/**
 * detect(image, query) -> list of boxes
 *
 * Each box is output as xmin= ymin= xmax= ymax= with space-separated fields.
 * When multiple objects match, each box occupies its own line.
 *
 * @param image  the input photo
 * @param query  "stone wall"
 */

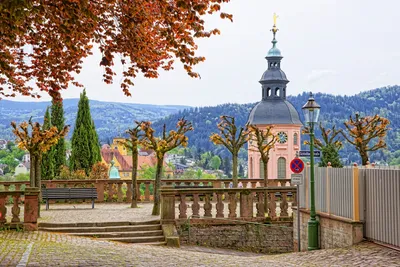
xmin=293 ymin=208 xmax=363 ymax=251
xmin=177 ymin=221 xmax=293 ymax=254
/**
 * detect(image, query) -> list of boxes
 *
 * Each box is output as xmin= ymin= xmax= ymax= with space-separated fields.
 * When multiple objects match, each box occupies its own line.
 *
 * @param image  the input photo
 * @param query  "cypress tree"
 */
xmin=41 ymin=107 xmax=55 ymax=180
xmin=70 ymin=89 xmax=101 ymax=175
xmin=51 ymin=99 xmax=66 ymax=176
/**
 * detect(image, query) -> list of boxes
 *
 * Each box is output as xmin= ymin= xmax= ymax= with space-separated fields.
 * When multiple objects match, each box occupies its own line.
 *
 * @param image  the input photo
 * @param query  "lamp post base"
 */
xmin=307 ymin=219 xmax=319 ymax=250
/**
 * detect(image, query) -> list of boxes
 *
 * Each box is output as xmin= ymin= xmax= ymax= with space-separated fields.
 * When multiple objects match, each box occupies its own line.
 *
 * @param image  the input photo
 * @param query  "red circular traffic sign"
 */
xmin=290 ymin=158 xmax=304 ymax=174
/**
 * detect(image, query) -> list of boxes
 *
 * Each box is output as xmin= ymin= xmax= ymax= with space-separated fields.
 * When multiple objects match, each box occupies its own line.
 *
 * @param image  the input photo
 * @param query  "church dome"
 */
xmin=267 ymin=46 xmax=281 ymax=57
xmin=260 ymin=69 xmax=288 ymax=82
xmin=248 ymin=99 xmax=302 ymax=125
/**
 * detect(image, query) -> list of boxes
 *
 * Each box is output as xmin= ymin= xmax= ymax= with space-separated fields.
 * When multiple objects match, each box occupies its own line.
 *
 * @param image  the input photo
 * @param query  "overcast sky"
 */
xmin=14 ymin=0 xmax=400 ymax=106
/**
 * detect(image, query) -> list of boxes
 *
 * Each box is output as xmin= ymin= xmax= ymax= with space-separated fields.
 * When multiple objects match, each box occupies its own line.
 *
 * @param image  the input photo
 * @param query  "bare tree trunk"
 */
xmin=131 ymin=146 xmax=138 ymax=208
xmin=30 ymin=155 xmax=36 ymax=187
xmin=232 ymin=154 xmax=238 ymax=188
xmin=263 ymin=161 xmax=269 ymax=213
xmin=360 ymin=148 xmax=369 ymax=166
xmin=152 ymin=157 xmax=164 ymax=216
xmin=34 ymin=155 xmax=42 ymax=217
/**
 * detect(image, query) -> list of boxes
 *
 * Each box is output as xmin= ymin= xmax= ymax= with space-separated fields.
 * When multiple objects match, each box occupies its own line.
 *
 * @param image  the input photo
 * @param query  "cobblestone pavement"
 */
xmin=0 ymin=231 xmax=399 ymax=266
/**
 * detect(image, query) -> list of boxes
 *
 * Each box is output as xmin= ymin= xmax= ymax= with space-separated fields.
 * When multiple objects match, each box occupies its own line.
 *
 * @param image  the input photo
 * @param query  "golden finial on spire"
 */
xmin=273 ymin=13 xmax=279 ymax=26
xmin=272 ymin=13 xmax=279 ymax=34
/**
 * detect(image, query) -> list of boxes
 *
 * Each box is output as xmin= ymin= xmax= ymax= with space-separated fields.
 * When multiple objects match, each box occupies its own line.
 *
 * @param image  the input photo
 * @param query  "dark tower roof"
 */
xmin=247 ymin=18 xmax=302 ymax=126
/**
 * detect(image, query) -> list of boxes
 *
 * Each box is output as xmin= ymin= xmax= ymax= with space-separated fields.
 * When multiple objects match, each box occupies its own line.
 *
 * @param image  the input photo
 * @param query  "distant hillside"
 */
xmin=152 ymin=86 xmax=400 ymax=165
xmin=0 ymin=99 xmax=190 ymax=141
xmin=1 ymin=86 xmax=398 ymax=165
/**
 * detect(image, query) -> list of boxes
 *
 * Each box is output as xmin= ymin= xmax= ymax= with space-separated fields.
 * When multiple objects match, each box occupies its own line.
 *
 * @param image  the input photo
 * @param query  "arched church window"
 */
xmin=259 ymin=158 xmax=264 ymax=179
xmin=250 ymin=157 xmax=253 ymax=178
xmin=283 ymin=87 xmax=286 ymax=97
xmin=275 ymin=88 xmax=280 ymax=97
xmin=294 ymin=133 xmax=298 ymax=146
xmin=270 ymin=62 xmax=273 ymax=67
xmin=277 ymin=157 xmax=286 ymax=178
xmin=267 ymin=88 xmax=271 ymax=97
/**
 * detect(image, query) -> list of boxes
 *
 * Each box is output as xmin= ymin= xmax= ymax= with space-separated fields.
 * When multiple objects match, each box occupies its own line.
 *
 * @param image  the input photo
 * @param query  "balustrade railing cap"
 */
xmin=25 ymin=187 xmax=40 ymax=195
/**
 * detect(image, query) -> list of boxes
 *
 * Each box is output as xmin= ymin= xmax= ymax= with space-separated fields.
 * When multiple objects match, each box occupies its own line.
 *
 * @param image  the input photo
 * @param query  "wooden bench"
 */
xmin=42 ymin=188 xmax=98 ymax=210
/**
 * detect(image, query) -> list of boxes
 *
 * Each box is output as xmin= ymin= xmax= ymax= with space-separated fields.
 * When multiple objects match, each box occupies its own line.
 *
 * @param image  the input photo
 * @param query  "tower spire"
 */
xmin=271 ymin=13 xmax=279 ymax=48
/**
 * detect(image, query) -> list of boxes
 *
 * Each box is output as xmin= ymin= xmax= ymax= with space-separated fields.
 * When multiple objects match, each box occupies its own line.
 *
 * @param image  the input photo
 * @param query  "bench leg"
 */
xmin=46 ymin=199 xmax=49 ymax=210
xmin=92 ymin=199 xmax=94 ymax=209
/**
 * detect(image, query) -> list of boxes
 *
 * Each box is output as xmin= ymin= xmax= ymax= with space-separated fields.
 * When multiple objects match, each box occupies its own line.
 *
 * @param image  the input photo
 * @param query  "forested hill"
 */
xmin=153 ymin=86 xmax=400 ymax=165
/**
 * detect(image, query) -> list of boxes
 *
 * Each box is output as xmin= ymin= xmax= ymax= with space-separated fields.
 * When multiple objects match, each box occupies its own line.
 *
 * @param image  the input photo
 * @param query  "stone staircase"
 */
xmin=38 ymin=220 xmax=166 ymax=245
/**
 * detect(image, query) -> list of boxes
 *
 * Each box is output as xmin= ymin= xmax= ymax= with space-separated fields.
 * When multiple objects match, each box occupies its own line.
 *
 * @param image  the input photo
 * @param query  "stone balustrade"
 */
xmin=0 ymin=187 xmax=40 ymax=231
xmin=0 ymin=178 xmax=293 ymax=204
xmin=161 ymin=186 xmax=297 ymax=224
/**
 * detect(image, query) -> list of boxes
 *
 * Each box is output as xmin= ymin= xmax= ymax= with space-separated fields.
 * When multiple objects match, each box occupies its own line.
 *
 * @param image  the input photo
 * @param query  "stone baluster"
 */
xmin=15 ymin=184 xmax=21 ymax=191
xmin=4 ymin=184 xmax=9 ymax=191
xmin=216 ymin=192 xmax=224 ymax=218
xmin=268 ymin=192 xmax=277 ymax=219
xmin=0 ymin=194 xmax=7 ymax=226
xmin=11 ymin=194 xmax=21 ymax=223
xmin=204 ymin=194 xmax=212 ymax=217
xmin=95 ymin=180 xmax=105 ymax=202
xmin=228 ymin=192 xmax=237 ymax=218
xmin=280 ymin=192 xmax=289 ymax=217
xmin=107 ymin=183 xmax=114 ymax=202
xmin=178 ymin=194 xmax=187 ymax=219
xmin=126 ymin=182 xmax=132 ymax=203
xmin=256 ymin=192 xmax=265 ymax=218
xmin=240 ymin=191 xmax=253 ymax=218
xmin=117 ymin=183 xmax=123 ymax=202
xmin=145 ymin=182 xmax=151 ymax=201
xmin=192 ymin=194 xmax=200 ymax=218
xmin=193 ymin=182 xmax=199 ymax=187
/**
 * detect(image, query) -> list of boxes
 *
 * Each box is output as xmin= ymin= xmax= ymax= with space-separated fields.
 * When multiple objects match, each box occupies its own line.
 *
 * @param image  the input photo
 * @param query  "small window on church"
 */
xmin=277 ymin=157 xmax=286 ymax=178
xmin=267 ymin=88 xmax=271 ymax=97
xmin=275 ymin=88 xmax=280 ymax=97
xmin=270 ymin=62 xmax=273 ymax=67
xmin=294 ymin=133 xmax=298 ymax=146
xmin=283 ymin=87 xmax=286 ymax=97
xmin=274 ymin=63 xmax=278 ymax=67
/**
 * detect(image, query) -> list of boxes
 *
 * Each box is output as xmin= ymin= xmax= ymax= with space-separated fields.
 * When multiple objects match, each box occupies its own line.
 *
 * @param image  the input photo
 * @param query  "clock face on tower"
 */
xmin=277 ymin=131 xmax=288 ymax=144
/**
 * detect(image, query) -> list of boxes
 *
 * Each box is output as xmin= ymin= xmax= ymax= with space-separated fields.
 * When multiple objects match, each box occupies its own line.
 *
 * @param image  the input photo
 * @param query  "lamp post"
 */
xmin=302 ymin=92 xmax=321 ymax=251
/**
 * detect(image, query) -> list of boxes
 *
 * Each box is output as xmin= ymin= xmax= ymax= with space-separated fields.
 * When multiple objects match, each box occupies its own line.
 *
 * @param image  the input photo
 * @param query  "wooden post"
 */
xmin=352 ymin=165 xmax=360 ymax=221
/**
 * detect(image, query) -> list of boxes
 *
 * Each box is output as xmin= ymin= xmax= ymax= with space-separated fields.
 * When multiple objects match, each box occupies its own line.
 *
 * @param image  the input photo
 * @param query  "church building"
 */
xmin=247 ymin=19 xmax=302 ymax=180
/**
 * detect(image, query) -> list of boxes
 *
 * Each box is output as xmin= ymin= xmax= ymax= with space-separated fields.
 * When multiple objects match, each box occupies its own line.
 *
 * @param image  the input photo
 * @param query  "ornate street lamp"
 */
xmin=302 ymin=92 xmax=321 ymax=250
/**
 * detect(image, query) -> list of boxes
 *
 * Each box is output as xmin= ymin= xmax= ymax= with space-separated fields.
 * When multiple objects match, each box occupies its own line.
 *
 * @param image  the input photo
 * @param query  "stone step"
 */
xmin=69 ymin=230 xmax=164 ymax=238
xmin=139 ymin=242 xmax=167 ymax=246
xmin=38 ymin=220 xmax=160 ymax=228
xmin=39 ymin=224 xmax=162 ymax=233
xmin=104 ymin=235 xmax=165 ymax=243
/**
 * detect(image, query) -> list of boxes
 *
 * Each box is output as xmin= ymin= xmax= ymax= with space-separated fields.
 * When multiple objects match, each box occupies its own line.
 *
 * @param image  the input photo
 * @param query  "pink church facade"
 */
xmin=248 ymin=125 xmax=301 ymax=179
xmin=247 ymin=23 xmax=303 ymax=180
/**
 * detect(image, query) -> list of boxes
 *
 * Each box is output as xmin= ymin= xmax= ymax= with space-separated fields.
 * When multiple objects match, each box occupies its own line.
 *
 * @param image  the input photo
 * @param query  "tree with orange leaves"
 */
xmin=140 ymin=118 xmax=193 ymax=215
xmin=210 ymin=116 xmax=249 ymax=187
xmin=340 ymin=113 xmax=390 ymax=165
xmin=11 ymin=119 xmax=69 ymax=216
xmin=118 ymin=123 xmax=143 ymax=208
xmin=0 ymin=1 xmax=232 ymax=100
xmin=248 ymin=125 xmax=277 ymax=212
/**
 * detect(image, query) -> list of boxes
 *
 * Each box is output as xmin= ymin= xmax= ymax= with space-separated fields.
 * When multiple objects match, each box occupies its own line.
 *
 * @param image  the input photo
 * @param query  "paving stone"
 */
xmin=0 ymin=231 xmax=399 ymax=266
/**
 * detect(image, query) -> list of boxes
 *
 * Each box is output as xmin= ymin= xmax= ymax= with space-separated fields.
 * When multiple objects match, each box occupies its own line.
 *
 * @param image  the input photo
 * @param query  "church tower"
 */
xmin=247 ymin=16 xmax=302 ymax=180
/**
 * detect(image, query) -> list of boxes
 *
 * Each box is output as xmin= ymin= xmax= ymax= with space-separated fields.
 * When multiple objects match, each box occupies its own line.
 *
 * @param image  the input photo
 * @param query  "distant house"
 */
xmin=0 ymin=168 xmax=3 ymax=176
xmin=0 ymin=139 xmax=7 ymax=150
xmin=22 ymin=153 xmax=30 ymax=163
xmin=15 ymin=162 xmax=30 ymax=175
xmin=100 ymin=138 xmax=173 ymax=179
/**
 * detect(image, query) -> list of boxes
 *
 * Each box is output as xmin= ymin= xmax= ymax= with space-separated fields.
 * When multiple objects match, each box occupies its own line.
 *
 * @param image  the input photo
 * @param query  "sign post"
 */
xmin=290 ymin=157 xmax=304 ymax=252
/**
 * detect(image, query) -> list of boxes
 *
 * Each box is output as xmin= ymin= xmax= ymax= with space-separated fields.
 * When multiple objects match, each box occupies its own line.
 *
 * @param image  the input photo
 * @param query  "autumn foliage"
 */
xmin=341 ymin=113 xmax=390 ymax=165
xmin=210 ymin=116 xmax=249 ymax=187
xmin=140 ymin=118 xmax=193 ymax=215
xmin=0 ymin=0 xmax=232 ymax=100
xmin=89 ymin=162 xmax=109 ymax=180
